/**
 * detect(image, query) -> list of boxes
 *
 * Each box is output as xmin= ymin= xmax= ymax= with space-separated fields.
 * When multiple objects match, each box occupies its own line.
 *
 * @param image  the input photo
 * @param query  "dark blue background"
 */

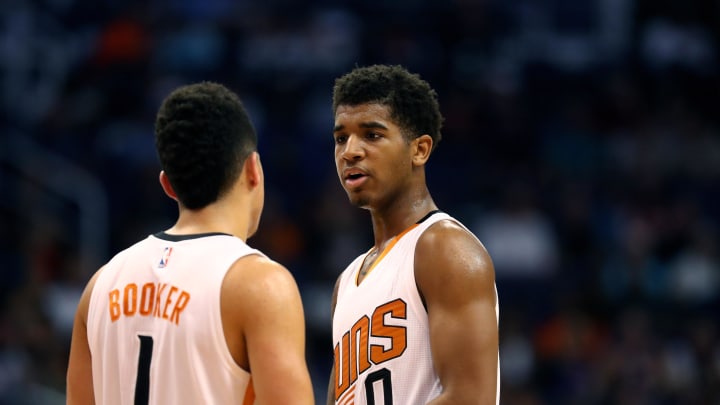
xmin=1 ymin=0 xmax=719 ymax=403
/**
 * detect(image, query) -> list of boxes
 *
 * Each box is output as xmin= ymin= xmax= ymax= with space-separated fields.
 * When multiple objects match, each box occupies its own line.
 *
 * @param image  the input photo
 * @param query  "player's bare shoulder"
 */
xmin=415 ymin=219 xmax=495 ymax=295
xmin=223 ymin=254 xmax=301 ymax=306
xmin=220 ymin=254 xmax=305 ymax=370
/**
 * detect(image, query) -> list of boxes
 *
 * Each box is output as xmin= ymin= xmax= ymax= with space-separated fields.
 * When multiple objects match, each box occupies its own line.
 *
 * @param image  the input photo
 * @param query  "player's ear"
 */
xmin=412 ymin=134 xmax=433 ymax=166
xmin=244 ymin=151 xmax=263 ymax=188
xmin=159 ymin=171 xmax=178 ymax=201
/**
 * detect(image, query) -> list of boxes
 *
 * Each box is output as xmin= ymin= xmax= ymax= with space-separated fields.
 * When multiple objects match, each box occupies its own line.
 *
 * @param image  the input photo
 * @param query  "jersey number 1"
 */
xmin=135 ymin=335 xmax=153 ymax=405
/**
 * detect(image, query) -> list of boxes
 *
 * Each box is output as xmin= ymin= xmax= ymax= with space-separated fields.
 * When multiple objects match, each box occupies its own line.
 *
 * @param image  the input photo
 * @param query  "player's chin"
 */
xmin=346 ymin=191 xmax=370 ymax=208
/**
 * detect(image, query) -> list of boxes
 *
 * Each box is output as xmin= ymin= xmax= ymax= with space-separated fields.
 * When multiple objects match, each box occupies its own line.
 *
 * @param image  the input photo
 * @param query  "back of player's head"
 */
xmin=332 ymin=64 xmax=444 ymax=149
xmin=155 ymin=82 xmax=257 ymax=209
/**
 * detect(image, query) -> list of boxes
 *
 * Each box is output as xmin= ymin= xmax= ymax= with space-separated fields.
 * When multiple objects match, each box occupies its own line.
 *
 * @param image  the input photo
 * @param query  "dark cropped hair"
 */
xmin=154 ymin=82 xmax=257 ymax=209
xmin=332 ymin=64 xmax=443 ymax=149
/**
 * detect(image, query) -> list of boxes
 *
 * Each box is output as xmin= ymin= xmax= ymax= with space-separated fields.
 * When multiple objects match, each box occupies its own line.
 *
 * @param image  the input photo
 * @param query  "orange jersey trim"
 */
xmin=242 ymin=377 xmax=255 ymax=405
xmin=338 ymin=385 xmax=356 ymax=405
xmin=356 ymin=223 xmax=419 ymax=286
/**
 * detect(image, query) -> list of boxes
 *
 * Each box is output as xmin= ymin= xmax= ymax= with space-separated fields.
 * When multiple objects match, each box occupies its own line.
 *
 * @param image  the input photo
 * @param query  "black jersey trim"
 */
xmin=415 ymin=209 xmax=442 ymax=225
xmin=153 ymin=231 xmax=233 ymax=242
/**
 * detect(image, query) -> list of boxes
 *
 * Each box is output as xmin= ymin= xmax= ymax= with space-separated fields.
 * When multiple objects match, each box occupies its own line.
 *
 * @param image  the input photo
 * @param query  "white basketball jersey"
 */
xmin=332 ymin=211 xmax=500 ymax=405
xmin=87 ymin=232 xmax=262 ymax=405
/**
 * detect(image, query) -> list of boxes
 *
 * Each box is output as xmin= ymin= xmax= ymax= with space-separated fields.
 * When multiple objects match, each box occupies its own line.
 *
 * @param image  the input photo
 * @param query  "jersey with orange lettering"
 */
xmin=87 ymin=232 xmax=262 ymax=405
xmin=331 ymin=211 xmax=500 ymax=405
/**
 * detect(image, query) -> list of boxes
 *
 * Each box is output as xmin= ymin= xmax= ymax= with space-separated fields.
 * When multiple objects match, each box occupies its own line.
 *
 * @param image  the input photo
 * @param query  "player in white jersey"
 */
xmin=328 ymin=65 xmax=500 ymax=405
xmin=67 ymin=82 xmax=314 ymax=404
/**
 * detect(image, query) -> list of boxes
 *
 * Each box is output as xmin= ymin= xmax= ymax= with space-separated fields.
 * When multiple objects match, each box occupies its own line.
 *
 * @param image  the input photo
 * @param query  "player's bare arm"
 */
xmin=67 ymin=269 xmax=103 ymax=405
xmin=222 ymin=255 xmax=314 ymax=404
xmin=326 ymin=276 xmax=342 ymax=405
xmin=416 ymin=221 xmax=499 ymax=405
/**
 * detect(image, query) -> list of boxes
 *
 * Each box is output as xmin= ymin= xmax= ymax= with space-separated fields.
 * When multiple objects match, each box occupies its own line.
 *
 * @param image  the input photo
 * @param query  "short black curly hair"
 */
xmin=332 ymin=64 xmax=443 ymax=149
xmin=154 ymin=82 xmax=257 ymax=210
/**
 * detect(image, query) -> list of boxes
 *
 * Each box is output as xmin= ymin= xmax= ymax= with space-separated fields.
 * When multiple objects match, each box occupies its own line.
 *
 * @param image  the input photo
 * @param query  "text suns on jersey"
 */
xmin=334 ymin=298 xmax=408 ymax=402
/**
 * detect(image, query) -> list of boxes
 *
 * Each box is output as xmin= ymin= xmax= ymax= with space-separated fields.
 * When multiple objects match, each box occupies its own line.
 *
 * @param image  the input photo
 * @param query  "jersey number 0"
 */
xmin=365 ymin=368 xmax=393 ymax=405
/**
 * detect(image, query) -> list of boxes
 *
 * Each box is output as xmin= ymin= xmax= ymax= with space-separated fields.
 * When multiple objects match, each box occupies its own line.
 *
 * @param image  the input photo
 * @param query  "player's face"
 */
xmin=333 ymin=103 xmax=413 ymax=209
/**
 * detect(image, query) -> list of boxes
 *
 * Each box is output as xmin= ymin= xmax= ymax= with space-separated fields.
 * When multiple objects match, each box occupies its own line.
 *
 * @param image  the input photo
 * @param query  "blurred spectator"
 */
xmin=473 ymin=181 xmax=559 ymax=280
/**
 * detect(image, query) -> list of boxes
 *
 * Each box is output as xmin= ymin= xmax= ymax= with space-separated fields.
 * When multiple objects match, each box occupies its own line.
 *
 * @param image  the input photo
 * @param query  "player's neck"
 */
xmin=169 ymin=203 xmax=252 ymax=241
xmin=369 ymin=191 xmax=437 ymax=248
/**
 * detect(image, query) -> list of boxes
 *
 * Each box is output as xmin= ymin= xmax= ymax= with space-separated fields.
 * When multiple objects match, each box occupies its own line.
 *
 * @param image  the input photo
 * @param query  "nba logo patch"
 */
xmin=159 ymin=247 xmax=173 ymax=268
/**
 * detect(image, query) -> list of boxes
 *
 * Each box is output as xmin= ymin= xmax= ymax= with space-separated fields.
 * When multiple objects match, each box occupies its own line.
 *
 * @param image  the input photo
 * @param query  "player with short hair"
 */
xmin=328 ymin=65 xmax=500 ymax=405
xmin=67 ymin=82 xmax=314 ymax=404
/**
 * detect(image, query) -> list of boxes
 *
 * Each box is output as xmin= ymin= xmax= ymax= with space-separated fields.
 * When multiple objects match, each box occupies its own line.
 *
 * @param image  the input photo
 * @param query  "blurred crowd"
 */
xmin=1 ymin=0 xmax=719 ymax=403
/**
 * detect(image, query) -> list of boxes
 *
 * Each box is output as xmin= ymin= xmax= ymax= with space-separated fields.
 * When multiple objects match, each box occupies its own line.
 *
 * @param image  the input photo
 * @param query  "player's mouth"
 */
xmin=343 ymin=168 xmax=369 ymax=188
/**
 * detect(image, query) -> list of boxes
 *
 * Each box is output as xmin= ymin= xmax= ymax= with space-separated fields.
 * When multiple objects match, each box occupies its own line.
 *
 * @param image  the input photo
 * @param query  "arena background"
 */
xmin=1 ymin=0 xmax=719 ymax=403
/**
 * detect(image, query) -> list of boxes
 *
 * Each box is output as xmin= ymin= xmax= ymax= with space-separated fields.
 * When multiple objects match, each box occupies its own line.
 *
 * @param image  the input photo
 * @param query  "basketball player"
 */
xmin=327 ymin=65 xmax=500 ymax=405
xmin=66 ymin=82 xmax=314 ymax=404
